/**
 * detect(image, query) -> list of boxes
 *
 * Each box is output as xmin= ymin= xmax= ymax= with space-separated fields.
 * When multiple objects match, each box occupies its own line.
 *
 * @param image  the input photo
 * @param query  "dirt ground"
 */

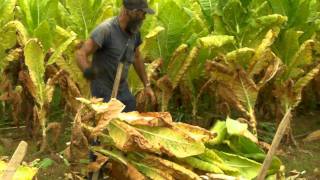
xmin=278 ymin=110 xmax=320 ymax=179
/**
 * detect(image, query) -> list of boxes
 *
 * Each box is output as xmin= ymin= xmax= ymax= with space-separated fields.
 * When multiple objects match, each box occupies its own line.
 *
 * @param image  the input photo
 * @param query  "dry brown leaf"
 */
xmin=303 ymin=130 xmax=320 ymax=142
xmin=118 ymin=112 xmax=173 ymax=127
xmin=87 ymin=152 xmax=108 ymax=172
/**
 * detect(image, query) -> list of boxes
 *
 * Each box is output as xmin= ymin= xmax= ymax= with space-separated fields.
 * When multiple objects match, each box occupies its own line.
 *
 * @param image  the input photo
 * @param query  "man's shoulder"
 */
xmin=98 ymin=17 xmax=117 ymax=29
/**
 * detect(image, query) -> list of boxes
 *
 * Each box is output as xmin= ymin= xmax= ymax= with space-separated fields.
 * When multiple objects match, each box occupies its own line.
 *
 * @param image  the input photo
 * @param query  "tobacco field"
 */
xmin=0 ymin=0 xmax=320 ymax=179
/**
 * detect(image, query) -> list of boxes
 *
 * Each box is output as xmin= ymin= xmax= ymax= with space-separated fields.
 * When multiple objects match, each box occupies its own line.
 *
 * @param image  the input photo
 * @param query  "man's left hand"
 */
xmin=144 ymin=86 xmax=156 ymax=105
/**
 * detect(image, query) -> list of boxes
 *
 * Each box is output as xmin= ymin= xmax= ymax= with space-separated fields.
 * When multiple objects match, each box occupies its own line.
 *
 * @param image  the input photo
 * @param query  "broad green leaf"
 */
xmin=24 ymin=39 xmax=46 ymax=106
xmin=157 ymin=0 xmax=191 ymax=58
xmin=222 ymin=0 xmax=247 ymax=35
xmin=65 ymin=0 xmax=92 ymax=39
xmin=47 ymin=32 xmax=76 ymax=65
xmin=233 ymin=70 xmax=258 ymax=118
xmin=214 ymin=150 xmax=261 ymax=179
xmin=133 ymin=124 xmax=205 ymax=158
xmin=275 ymin=29 xmax=301 ymax=65
xmin=140 ymin=26 xmax=165 ymax=61
xmin=0 ymin=0 xmax=16 ymax=26
xmin=224 ymin=136 xmax=264 ymax=155
xmin=34 ymin=20 xmax=55 ymax=51
xmin=182 ymin=157 xmax=224 ymax=173
xmin=207 ymin=120 xmax=227 ymax=145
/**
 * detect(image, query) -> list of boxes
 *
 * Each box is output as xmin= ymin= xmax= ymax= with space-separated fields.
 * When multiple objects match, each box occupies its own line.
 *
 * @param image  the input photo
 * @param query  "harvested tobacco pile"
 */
xmin=69 ymin=98 xmax=284 ymax=180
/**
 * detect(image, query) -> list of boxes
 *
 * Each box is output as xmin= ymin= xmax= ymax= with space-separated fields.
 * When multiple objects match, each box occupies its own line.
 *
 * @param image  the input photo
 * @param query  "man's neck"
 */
xmin=118 ymin=12 xmax=129 ymax=33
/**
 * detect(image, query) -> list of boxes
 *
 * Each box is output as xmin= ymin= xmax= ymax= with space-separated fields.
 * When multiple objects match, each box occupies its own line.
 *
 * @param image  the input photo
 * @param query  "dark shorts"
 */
xmin=90 ymin=79 xmax=136 ymax=112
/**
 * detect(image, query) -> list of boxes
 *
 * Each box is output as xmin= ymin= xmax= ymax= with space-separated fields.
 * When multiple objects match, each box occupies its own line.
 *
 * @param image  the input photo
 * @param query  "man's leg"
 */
xmin=120 ymin=88 xmax=136 ymax=112
xmin=88 ymin=81 xmax=111 ymax=180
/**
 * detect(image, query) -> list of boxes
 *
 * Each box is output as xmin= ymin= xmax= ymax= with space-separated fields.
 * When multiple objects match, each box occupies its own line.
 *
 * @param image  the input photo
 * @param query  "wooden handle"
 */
xmin=1 ymin=141 xmax=28 ymax=180
xmin=256 ymin=109 xmax=292 ymax=180
xmin=111 ymin=63 xmax=124 ymax=99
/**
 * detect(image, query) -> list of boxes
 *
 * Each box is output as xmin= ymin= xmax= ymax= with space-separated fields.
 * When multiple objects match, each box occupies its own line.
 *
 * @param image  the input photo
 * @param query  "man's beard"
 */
xmin=126 ymin=18 xmax=143 ymax=35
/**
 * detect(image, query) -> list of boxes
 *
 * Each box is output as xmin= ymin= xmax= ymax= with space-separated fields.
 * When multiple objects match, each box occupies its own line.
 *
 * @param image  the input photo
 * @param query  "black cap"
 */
xmin=123 ymin=0 xmax=155 ymax=14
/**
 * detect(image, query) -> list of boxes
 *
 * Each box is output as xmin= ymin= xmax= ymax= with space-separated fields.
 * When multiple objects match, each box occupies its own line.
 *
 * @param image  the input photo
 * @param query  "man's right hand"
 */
xmin=83 ymin=67 xmax=96 ymax=80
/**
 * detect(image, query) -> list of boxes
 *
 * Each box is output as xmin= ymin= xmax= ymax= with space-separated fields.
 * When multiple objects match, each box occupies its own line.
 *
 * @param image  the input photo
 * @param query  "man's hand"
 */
xmin=144 ymin=85 xmax=156 ymax=105
xmin=83 ymin=67 xmax=96 ymax=80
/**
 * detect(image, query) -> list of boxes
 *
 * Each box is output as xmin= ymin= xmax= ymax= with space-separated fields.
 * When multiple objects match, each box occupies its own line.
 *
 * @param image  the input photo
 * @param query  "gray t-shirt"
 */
xmin=90 ymin=16 xmax=142 ymax=100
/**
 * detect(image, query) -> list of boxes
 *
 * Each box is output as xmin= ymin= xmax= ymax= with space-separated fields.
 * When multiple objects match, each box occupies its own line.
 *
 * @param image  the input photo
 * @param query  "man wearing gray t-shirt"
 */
xmin=76 ymin=0 xmax=155 ymax=112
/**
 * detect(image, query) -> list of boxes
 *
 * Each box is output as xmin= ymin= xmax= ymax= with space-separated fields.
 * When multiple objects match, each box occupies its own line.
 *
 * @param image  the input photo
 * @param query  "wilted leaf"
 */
xmin=303 ymin=130 xmax=320 ymax=142
xmin=133 ymin=124 xmax=205 ymax=158
xmin=118 ymin=112 xmax=173 ymax=127
xmin=174 ymin=122 xmax=216 ymax=142
xmin=107 ymin=119 xmax=156 ymax=153
xmin=143 ymin=155 xmax=201 ymax=180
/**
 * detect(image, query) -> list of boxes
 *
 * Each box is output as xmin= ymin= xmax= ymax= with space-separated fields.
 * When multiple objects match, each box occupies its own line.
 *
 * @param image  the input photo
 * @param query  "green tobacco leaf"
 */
xmin=65 ymin=0 xmax=92 ymax=39
xmin=34 ymin=20 xmax=55 ymax=51
xmin=0 ymin=0 xmax=16 ymax=26
xmin=47 ymin=32 xmax=76 ymax=65
xmin=140 ymin=26 xmax=165 ymax=61
xmin=171 ymin=46 xmax=200 ymax=89
xmin=157 ymin=0 xmax=191 ymax=57
xmin=4 ymin=20 xmax=29 ymax=46
xmin=222 ymin=0 xmax=247 ymax=35
xmin=256 ymin=14 xmax=288 ymax=27
xmin=24 ymin=39 xmax=46 ymax=105
xmin=197 ymin=35 xmax=235 ymax=48
xmin=292 ymin=64 xmax=320 ymax=108
xmin=287 ymin=40 xmax=315 ymax=79
xmin=167 ymin=44 xmax=189 ymax=81
xmin=214 ymin=150 xmax=261 ymax=179
xmin=36 ymin=158 xmax=54 ymax=169
xmin=226 ymin=117 xmax=248 ymax=135
xmin=248 ymin=28 xmax=280 ymax=77
xmin=182 ymin=156 xmax=224 ymax=173
xmin=226 ymin=47 xmax=255 ymax=69
xmin=233 ymin=69 xmax=258 ymax=117
xmin=207 ymin=120 xmax=227 ymax=145
xmin=133 ymin=125 xmax=205 ymax=158
xmin=224 ymin=135 xmax=264 ymax=155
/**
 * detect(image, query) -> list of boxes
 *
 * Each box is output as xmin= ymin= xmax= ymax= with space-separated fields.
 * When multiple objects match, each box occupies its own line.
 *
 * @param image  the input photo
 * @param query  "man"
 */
xmin=76 ymin=0 xmax=155 ymax=112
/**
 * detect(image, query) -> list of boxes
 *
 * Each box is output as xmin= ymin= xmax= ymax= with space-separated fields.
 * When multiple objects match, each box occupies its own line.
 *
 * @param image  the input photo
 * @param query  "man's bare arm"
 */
xmin=75 ymin=39 xmax=100 ymax=71
xmin=133 ymin=47 xmax=149 ymax=87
